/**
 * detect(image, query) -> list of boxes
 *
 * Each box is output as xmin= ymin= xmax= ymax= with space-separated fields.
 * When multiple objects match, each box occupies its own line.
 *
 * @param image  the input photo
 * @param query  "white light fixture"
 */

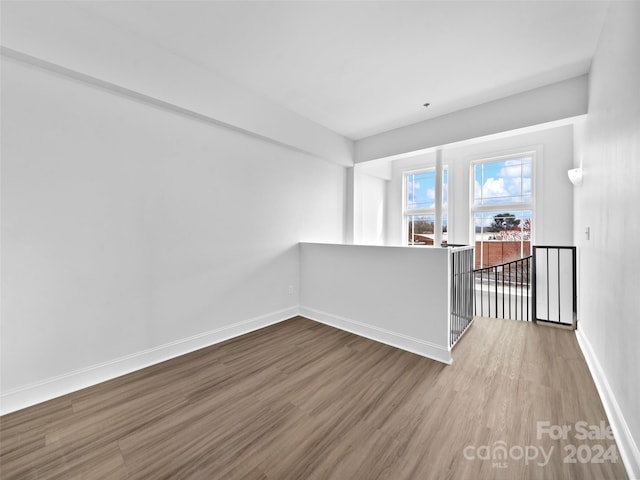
xmin=568 ymin=167 xmax=583 ymax=185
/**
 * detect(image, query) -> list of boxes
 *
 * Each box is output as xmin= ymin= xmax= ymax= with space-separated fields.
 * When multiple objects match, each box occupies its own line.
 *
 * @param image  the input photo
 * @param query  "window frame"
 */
xmin=402 ymin=166 xmax=448 ymax=246
xmin=470 ymin=151 xmax=536 ymax=267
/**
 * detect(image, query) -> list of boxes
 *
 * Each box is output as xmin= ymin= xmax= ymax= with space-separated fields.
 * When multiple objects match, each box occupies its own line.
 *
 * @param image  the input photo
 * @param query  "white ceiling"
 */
xmin=78 ymin=1 xmax=609 ymax=140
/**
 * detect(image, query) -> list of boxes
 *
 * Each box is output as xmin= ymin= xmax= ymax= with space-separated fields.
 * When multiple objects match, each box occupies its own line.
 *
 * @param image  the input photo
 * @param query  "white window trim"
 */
xmin=402 ymin=166 xmax=448 ymax=246
xmin=469 ymin=150 xmax=537 ymax=266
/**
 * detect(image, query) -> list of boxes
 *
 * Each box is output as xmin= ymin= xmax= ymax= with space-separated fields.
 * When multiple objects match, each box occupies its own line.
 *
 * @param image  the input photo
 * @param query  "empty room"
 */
xmin=1 ymin=1 xmax=639 ymax=479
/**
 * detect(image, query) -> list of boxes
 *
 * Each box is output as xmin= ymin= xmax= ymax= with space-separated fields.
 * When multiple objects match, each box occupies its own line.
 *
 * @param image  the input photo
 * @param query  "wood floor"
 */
xmin=0 ymin=316 xmax=627 ymax=479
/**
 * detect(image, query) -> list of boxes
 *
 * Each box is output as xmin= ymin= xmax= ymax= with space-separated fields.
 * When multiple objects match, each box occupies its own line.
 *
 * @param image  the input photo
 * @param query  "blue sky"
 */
xmin=406 ymin=169 xmax=448 ymax=210
xmin=407 ymin=157 xmax=532 ymax=230
xmin=474 ymin=156 xmax=532 ymax=205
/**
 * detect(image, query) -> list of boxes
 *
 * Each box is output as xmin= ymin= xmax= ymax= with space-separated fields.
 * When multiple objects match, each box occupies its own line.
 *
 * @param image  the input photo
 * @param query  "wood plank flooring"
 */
xmin=0 ymin=316 xmax=628 ymax=479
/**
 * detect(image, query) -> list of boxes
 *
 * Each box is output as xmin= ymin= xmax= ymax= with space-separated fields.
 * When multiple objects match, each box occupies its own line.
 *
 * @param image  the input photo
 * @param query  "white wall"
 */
xmin=299 ymin=243 xmax=452 ymax=364
xmin=573 ymin=2 xmax=640 ymax=477
xmin=353 ymin=169 xmax=388 ymax=245
xmin=0 ymin=56 xmax=346 ymax=413
xmin=384 ymin=126 xmax=575 ymax=248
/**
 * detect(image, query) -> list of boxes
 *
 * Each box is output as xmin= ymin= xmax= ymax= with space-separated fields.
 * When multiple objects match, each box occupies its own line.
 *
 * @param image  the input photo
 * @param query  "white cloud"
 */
xmin=498 ymin=159 xmax=532 ymax=196
xmin=482 ymin=177 xmax=508 ymax=199
xmin=475 ymin=158 xmax=533 ymax=201
xmin=426 ymin=187 xmax=435 ymax=200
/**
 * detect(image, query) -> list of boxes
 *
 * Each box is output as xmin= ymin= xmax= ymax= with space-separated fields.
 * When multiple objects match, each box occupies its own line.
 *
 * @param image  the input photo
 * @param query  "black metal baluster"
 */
xmin=557 ymin=248 xmax=561 ymax=324
xmin=508 ymin=263 xmax=511 ymax=319
xmin=527 ymin=256 xmax=530 ymax=321
xmin=516 ymin=260 xmax=520 ymax=320
xmin=546 ymin=249 xmax=550 ymax=322
xmin=500 ymin=266 xmax=504 ymax=318
xmin=493 ymin=267 xmax=498 ymax=318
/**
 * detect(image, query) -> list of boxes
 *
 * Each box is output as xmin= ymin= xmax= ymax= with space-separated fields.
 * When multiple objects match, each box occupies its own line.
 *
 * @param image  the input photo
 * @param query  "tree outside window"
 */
xmin=472 ymin=155 xmax=533 ymax=268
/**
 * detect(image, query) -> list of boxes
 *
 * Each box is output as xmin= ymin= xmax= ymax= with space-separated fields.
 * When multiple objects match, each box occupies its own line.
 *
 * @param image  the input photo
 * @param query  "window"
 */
xmin=472 ymin=154 xmax=533 ymax=267
xmin=404 ymin=168 xmax=448 ymax=246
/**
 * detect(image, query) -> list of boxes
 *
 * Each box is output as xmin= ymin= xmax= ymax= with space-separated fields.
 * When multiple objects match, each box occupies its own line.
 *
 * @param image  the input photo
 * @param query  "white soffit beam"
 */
xmin=0 ymin=2 xmax=354 ymax=167
xmin=355 ymin=75 xmax=588 ymax=163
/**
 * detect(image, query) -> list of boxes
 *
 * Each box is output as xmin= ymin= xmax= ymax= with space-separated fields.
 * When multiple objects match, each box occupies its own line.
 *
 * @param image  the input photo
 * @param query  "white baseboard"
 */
xmin=576 ymin=328 xmax=640 ymax=480
xmin=299 ymin=306 xmax=452 ymax=365
xmin=0 ymin=307 xmax=298 ymax=416
xmin=1 ymin=305 xmax=453 ymax=416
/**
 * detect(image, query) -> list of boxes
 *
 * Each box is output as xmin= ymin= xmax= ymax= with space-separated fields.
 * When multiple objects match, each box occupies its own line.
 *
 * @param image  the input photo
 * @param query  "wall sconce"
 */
xmin=568 ymin=167 xmax=583 ymax=186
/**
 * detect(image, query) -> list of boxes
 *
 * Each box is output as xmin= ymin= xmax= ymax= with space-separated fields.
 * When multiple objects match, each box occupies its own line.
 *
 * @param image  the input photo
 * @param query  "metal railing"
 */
xmin=450 ymin=246 xmax=475 ymax=347
xmin=474 ymin=255 xmax=532 ymax=321
xmin=532 ymin=246 xmax=576 ymax=327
